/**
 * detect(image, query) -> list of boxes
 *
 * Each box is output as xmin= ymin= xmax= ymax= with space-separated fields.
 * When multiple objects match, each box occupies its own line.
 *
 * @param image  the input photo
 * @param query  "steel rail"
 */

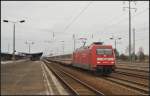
xmin=102 ymin=77 xmax=149 ymax=95
xmin=45 ymin=59 xmax=149 ymax=94
xmin=108 ymin=75 xmax=148 ymax=88
xmin=47 ymin=58 xmax=149 ymax=79
xmin=43 ymin=60 xmax=104 ymax=95
xmin=42 ymin=59 xmax=79 ymax=95
xmin=115 ymin=70 xmax=149 ymax=79
xmin=116 ymin=67 xmax=149 ymax=73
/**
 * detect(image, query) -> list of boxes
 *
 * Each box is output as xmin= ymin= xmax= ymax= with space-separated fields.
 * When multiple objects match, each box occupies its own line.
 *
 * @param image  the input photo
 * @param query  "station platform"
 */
xmin=1 ymin=60 xmax=69 ymax=95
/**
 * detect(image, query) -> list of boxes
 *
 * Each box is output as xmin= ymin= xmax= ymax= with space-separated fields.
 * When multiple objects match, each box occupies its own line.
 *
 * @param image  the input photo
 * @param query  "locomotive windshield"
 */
xmin=96 ymin=49 xmax=112 ymax=55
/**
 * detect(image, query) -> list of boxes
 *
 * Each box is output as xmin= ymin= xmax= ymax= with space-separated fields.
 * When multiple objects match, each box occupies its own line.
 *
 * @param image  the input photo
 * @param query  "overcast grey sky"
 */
xmin=1 ymin=1 xmax=149 ymax=56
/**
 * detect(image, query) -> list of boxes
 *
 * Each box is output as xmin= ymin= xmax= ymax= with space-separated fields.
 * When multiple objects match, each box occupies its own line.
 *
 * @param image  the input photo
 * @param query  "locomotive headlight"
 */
xmin=104 ymin=58 xmax=108 ymax=60
xmin=97 ymin=58 xmax=114 ymax=60
xmin=107 ymin=58 xmax=114 ymax=60
xmin=97 ymin=58 xmax=103 ymax=60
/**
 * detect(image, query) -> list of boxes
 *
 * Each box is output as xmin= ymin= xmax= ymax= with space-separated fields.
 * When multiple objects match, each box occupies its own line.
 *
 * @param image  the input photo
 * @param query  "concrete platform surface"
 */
xmin=1 ymin=60 xmax=55 ymax=95
xmin=1 ymin=59 xmax=29 ymax=64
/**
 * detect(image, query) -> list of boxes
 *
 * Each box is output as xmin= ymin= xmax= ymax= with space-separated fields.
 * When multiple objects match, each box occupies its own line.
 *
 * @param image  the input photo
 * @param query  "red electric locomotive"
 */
xmin=72 ymin=42 xmax=116 ymax=74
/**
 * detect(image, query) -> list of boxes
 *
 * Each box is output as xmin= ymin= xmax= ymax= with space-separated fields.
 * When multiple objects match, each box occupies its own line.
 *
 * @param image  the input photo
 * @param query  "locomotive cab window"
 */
xmin=96 ymin=49 xmax=112 ymax=55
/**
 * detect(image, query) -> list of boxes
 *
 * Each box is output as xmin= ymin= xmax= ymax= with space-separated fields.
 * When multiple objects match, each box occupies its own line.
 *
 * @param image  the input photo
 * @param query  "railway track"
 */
xmin=117 ymin=67 xmax=149 ymax=72
xmin=45 ymin=59 xmax=149 ymax=95
xmin=115 ymin=68 xmax=149 ymax=79
xmin=117 ymin=61 xmax=149 ymax=65
xmin=47 ymin=58 xmax=149 ymax=79
xmin=117 ymin=64 xmax=149 ymax=68
xmin=102 ymin=76 xmax=149 ymax=94
xmin=109 ymin=73 xmax=149 ymax=87
xmin=43 ymin=60 xmax=104 ymax=95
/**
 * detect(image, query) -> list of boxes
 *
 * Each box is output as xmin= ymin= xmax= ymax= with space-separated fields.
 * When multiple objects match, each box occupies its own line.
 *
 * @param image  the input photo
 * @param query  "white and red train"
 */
xmin=72 ymin=42 xmax=116 ymax=74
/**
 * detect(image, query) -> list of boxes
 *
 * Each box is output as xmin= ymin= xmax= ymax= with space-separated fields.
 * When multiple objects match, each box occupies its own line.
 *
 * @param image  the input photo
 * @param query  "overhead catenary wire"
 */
xmin=63 ymin=1 xmax=92 ymax=33
xmin=115 ymin=29 xmax=148 ymax=39
xmin=99 ymin=7 xmax=149 ymax=33
xmin=113 ymin=25 xmax=149 ymax=36
xmin=96 ymin=12 xmax=148 ymax=40
xmin=133 ymin=7 xmax=149 ymax=17
xmin=109 ymin=1 xmax=148 ymax=25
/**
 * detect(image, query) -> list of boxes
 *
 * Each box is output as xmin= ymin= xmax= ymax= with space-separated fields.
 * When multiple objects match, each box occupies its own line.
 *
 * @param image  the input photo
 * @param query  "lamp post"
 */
xmin=110 ymin=37 xmax=122 ymax=50
xmin=3 ymin=19 xmax=25 ymax=61
xmin=7 ymin=43 xmax=10 ymax=53
xmin=60 ymin=41 xmax=64 ymax=55
xmin=110 ymin=37 xmax=122 ymax=63
xmin=25 ymin=41 xmax=34 ymax=53
xmin=73 ymin=34 xmax=76 ymax=51
xmin=44 ymin=40 xmax=53 ymax=56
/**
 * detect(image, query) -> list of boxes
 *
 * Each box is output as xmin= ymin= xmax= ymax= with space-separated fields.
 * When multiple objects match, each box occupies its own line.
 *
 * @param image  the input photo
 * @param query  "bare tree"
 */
xmin=137 ymin=46 xmax=145 ymax=62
